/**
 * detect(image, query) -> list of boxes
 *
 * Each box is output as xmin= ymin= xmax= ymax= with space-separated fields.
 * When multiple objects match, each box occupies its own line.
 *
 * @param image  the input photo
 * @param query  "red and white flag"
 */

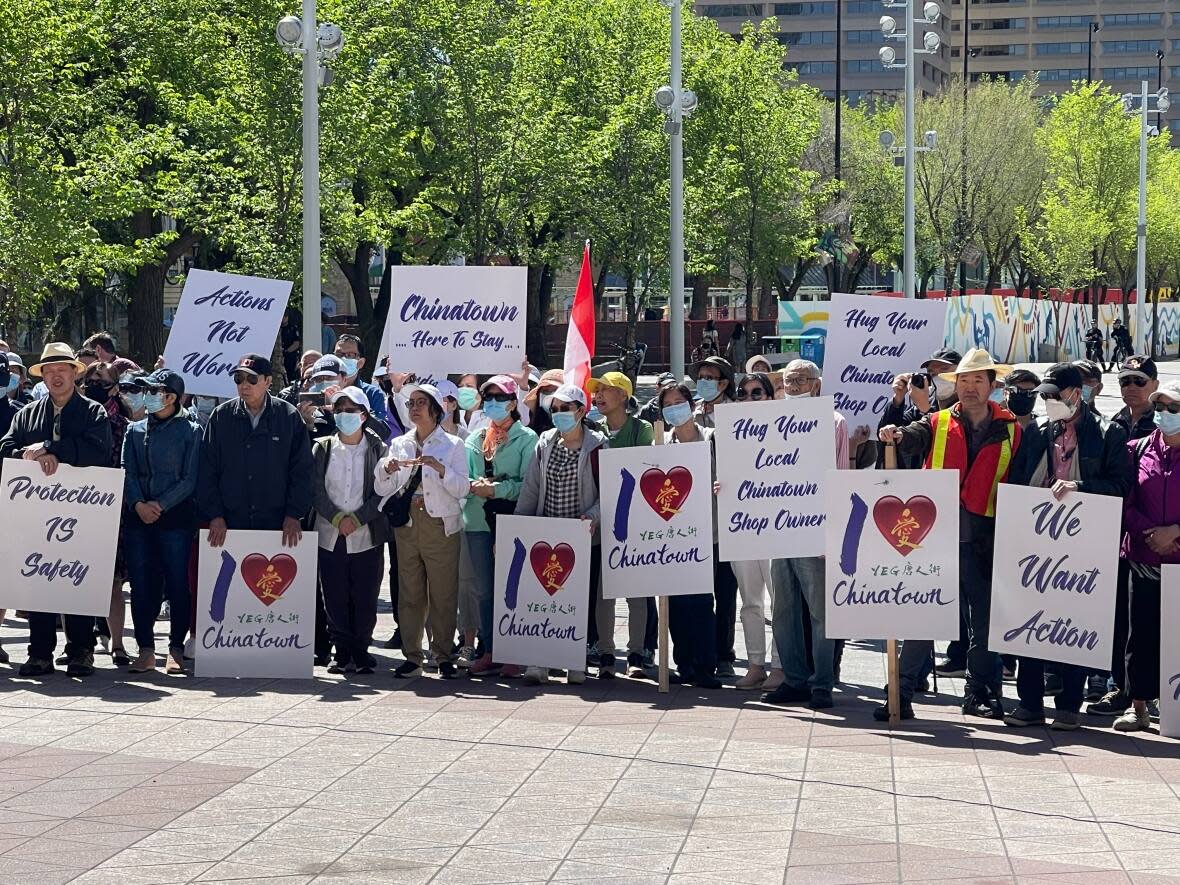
xmin=563 ymin=240 xmax=596 ymax=393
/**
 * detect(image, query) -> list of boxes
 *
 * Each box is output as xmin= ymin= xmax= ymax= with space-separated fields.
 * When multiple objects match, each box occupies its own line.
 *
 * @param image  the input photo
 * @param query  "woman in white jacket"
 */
xmin=375 ymin=384 xmax=469 ymax=679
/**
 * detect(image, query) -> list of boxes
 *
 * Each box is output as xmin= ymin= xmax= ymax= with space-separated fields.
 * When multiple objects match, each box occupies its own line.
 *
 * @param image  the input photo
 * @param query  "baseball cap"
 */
xmin=1118 ymin=355 xmax=1157 ymax=381
xmin=310 ymin=355 xmax=345 ymax=380
xmin=404 ymin=383 xmax=445 ymax=410
xmin=586 ymin=371 xmax=633 ymax=398
xmin=480 ymin=375 xmax=519 ymax=396
xmin=434 ymin=379 xmax=460 ymax=402
xmin=1005 ymin=368 xmax=1041 ymax=388
xmin=656 ymin=371 xmax=676 ymax=388
xmin=551 ymin=384 xmax=587 ymax=408
xmin=329 ymin=386 xmax=369 ymax=410
xmin=920 ymin=348 xmax=962 ymax=370
xmin=372 ymin=363 xmax=390 ymax=379
xmin=1034 ymin=363 xmax=1084 ymax=396
xmin=1072 ymin=360 xmax=1102 ymax=383
xmin=5 ymin=352 xmax=23 ymax=370
xmin=1149 ymin=379 xmax=1180 ymax=404
xmin=234 ymin=354 xmax=272 ymax=377
xmin=144 ymin=369 xmax=185 ymax=398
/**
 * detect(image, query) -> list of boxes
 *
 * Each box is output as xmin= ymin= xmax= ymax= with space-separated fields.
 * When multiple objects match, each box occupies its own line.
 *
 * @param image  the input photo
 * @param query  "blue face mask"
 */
xmin=988 ymin=388 xmax=1005 ymax=404
xmin=335 ymin=412 xmax=365 ymax=435
xmin=309 ymin=380 xmax=331 ymax=394
xmin=5 ymin=375 xmax=17 ymax=396
xmin=695 ymin=378 xmax=720 ymax=403
xmin=586 ymin=408 xmax=603 ymax=424
xmin=483 ymin=399 xmax=510 ymax=423
xmin=662 ymin=402 xmax=693 ymax=428
xmin=143 ymin=393 xmax=167 ymax=415
xmin=1154 ymin=409 xmax=1180 ymax=436
xmin=122 ymin=392 xmax=145 ymax=413
xmin=1081 ymin=385 xmax=1095 ymax=404
xmin=552 ymin=411 xmax=579 ymax=434
xmin=337 ymin=357 xmax=359 ymax=378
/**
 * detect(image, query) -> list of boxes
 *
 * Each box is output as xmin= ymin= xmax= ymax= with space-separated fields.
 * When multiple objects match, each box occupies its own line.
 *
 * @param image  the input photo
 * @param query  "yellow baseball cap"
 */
xmin=586 ymin=371 xmax=633 ymax=398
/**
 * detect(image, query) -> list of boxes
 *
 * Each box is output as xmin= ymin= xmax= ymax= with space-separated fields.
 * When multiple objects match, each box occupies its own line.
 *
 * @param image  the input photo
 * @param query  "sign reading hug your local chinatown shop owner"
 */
xmin=714 ymin=397 xmax=835 ymax=561
xmin=989 ymin=485 xmax=1121 ymax=670
xmin=0 ymin=462 xmax=124 ymax=617
xmin=162 ymin=269 xmax=293 ymax=400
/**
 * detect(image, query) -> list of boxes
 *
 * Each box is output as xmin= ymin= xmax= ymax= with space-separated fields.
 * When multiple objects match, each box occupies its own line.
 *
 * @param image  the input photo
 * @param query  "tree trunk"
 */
xmin=526 ymin=263 xmax=549 ymax=367
xmin=624 ymin=272 xmax=638 ymax=351
xmin=125 ymin=210 xmax=198 ymax=368
xmin=538 ymin=264 xmax=554 ymax=366
xmin=594 ymin=265 xmax=609 ymax=322
xmin=757 ymin=280 xmax=775 ymax=322
xmin=337 ymin=241 xmax=377 ymax=379
xmin=689 ymin=275 xmax=709 ymax=321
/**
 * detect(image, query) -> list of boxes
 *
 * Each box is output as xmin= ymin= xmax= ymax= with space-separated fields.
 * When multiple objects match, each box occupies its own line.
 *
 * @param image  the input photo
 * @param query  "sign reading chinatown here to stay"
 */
xmin=0 ymin=462 xmax=124 ymax=617
xmin=492 ymin=515 xmax=591 ymax=672
xmin=713 ymin=397 xmax=835 ymax=561
xmin=195 ymin=530 xmax=317 ymax=679
xmin=989 ymin=485 xmax=1121 ymax=670
xmin=379 ymin=265 xmax=526 ymax=380
xmin=163 ymin=269 xmax=293 ymax=399
xmin=599 ymin=442 xmax=714 ymax=600
xmin=824 ymin=469 xmax=960 ymax=640
xmin=1159 ymin=565 xmax=1179 ymax=739
xmin=822 ymin=292 xmax=947 ymax=430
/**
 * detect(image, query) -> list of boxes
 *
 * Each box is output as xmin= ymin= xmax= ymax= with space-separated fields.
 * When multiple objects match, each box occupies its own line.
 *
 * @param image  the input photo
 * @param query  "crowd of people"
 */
xmin=0 ymin=330 xmax=1175 ymax=738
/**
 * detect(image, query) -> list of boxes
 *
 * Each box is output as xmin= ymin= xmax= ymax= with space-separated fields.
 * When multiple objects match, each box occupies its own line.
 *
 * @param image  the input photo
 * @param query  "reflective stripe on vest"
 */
xmin=984 ymin=423 xmax=1017 ymax=517
xmin=931 ymin=410 xmax=951 ymax=470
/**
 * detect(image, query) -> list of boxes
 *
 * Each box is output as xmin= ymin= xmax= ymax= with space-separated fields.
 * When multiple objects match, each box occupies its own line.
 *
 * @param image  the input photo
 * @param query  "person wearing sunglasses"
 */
xmin=1113 ymin=356 xmax=1159 ymax=442
xmin=197 ymin=354 xmax=314 ymax=552
xmin=1003 ymin=363 xmax=1133 ymax=732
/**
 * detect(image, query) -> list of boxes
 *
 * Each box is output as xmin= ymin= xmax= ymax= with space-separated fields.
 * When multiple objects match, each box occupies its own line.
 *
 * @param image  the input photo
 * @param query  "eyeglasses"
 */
xmin=407 ymin=397 xmax=432 ymax=409
xmin=233 ymin=373 xmax=261 ymax=386
xmin=1119 ymin=376 xmax=1149 ymax=388
xmin=737 ymin=388 xmax=766 ymax=400
xmin=549 ymin=405 xmax=578 ymax=414
xmin=1153 ymin=401 xmax=1180 ymax=415
xmin=484 ymin=393 xmax=514 ymax=403
xmin=146 ymin=387 xmax=168 ymax=396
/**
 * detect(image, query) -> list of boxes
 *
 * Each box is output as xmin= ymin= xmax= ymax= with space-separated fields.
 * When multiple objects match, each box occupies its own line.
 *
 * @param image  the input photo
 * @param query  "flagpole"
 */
xmin=668 ymin=0 xmax=685 ymax=381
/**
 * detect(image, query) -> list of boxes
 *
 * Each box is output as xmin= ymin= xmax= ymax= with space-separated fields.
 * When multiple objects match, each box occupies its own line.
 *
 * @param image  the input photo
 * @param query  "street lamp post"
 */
xmin=1159 ymin=48 xmax=1167 ymax=131
xmin=1123 ymin=83 xmax=1170 ymax=355
xmin=835 ymin=0 xmax=843 ymax=182
xmin=959 ymin=0 xmax=975 ymax=299
xmin=1087 ymin=21 xmax=1100 ymax=85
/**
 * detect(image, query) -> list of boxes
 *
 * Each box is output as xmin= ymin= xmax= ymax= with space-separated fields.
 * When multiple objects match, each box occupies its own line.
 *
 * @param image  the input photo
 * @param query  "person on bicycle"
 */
xmin=1111 ymin=319 xmax=1133 ymax=366
xmin=1085 ymin=323 xmax=1106 ymax=371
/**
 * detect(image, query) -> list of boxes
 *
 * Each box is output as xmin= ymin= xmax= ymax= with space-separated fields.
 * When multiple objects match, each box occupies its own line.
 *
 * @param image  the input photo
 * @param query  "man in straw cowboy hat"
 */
xmin=879 ymin=347 xmax=1024 ymax=721
xmin=0 ymin=343 xmax=113 ymax=678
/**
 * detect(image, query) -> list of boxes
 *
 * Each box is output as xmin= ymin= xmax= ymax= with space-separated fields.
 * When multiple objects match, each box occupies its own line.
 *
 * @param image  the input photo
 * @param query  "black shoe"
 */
xmin=873 ymin=699 xmax=915 ymax=721
xmin=694 ymin=675 xmax=722 ymax=689
xmin=66 ymin=653 xmax=95 ymax=678
xmin=810 ymin=689 xmax=834 ymax=709
xmin=439 ymin=660 xmax=457 ymax=680
xmin=669 ymin=671 xmax=695 ymax=685
xmin=385 ymin=628 xmax=403 ymax=650
xmin=962 ymin=692 xmax=1003 ymax=718
xmin=626 ymin=652 xmax=647 ymax=678
xmin=18 ymin=658 xmax=54 ymax=677
xmin=111 ymin=648 xmax=131 ymax=667
xmin=716 ymin=661 xmax=736 ymax=678
xmin=354 ymin=654 xmax=376 ymax=675
xmin=314 ymin=654 xmax=331 ymax=667
xmin=327 ymin=659 xmax=353 ymax=674
xmin=761 ymin=683 xmax=811 ymax=705
xmin=935 ymin=661 xmax=967 ymax=678
xmin=598 ymin=654 xmax=616 ymax=679
xmin=1088 ymin=689 xmax=1131 ymax=716
xmin=394 ymin=661 xmax=422 ymax=679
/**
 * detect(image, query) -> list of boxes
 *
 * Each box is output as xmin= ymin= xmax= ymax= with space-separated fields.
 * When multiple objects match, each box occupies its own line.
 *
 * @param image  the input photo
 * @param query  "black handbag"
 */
xmin=382 ymin=465 xmax=422 ymax=528
xmin=481 ymin=457 xmax=516 ymax=539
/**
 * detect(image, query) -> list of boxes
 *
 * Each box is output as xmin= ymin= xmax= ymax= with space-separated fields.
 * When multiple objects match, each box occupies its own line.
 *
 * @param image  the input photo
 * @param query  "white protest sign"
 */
xmin=824 ymin=469 xmax=960 ymax=640
xmin=600 ymin=441 xmax=714 ymax=599
xmin=195 ymin=530 xmax=317 ymax=679
xmin=714 ymin=397 xmax=835 ymax=561
xmin=380 ymin=266 xmax=526 ymax=381
xmin=0 ymin=462 xmax=123 ymax=617
xmin=492 ymin=515 xmax=592 ymax=672
xmin=823 ymin=292 xmax=947 ymax=430
xmin=989 ymin=485 xmax=1121 ymax=670
xmin=163 ymin=269 xmax=293 ymax=399
xmin=1161 ymin=565 xmax=1180 ymax=739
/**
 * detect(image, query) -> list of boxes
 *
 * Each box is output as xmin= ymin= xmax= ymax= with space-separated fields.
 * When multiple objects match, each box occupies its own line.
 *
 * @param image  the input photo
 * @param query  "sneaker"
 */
xmin=128 ymin=650 xmax=157 ymax=674
xmin=762 ymin=669 xmax=785 ymax=691
xmin=165 ymin=649 xmax=185 ymax=675
xmin=735 ymin=666 xmax=767 ymax=690
xmin=1088 ymin=689 xmax=1131 ymax=716
xmin=66 ymin=653 xmax=95 ymax=678
xmin=597 ymin=654 xmax=616 ymax=680
xmin=1113 ymin=708 xmax=1150 ymax=732
xmin=423 ymin=652 xmax=437 ymax=672
xmin=96 ymin=634 xmax=110 ymax=654
xmin=934 ymin=661 xmax=966 ymax=678
xmin=18 ymin=657 xmax=54 ymax=677
xmin=1044 ymin=673 xmax=1063 ymax=696
xmin=439 ymin=660 xmax=457 ymax=680
xmin=1051 ymin=711 xmax=1080 ymax=731
xmin=469 ymin=653 xmax=502 ymax=676
xmin=962 ymin=692 xmax=1003 ymax=719
xmin=626 ymin=652 xmax=647 ymax=678
xmin=522 ymin=666 xmax=549 ymax=685
xmin=393 ymin=661 xmax=422 ymax=679
xmin=567 ymin=669 xmax=586 ymax=684
xmin=385 ymin=628 xmax=403 ymax=650
xmin=500 ymin=664 xmax=525 ymax=678
xmin=1085 ymin=675 xmax=1108 ymax=702
xmin=327 ymin=659 xmax=354 ymax=674
xmin=761 ymin=683 xmax=811 ymax=705
xmin=1003 ymin=706 xmax=1046 ymax=727
xmin=873 ymin=699 xmax=915 ymax=721
xmin=457 ymin=646 xmax=477 ymax=669
xmin=716 ymin=661 xmax=736 ymax=678
xmin=183 ymin=636 xmax=196 ymax=660
xmin=810 ymin=689 xmax=834 ymax=709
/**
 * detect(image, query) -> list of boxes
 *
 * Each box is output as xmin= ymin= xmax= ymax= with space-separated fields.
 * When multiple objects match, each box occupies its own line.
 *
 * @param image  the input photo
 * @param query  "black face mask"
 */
xmin=0 ymin=369 xmax=10 ymax=389
xmin=84 ymin=382 xmax=111 ymax=403
xmin=1007 ymin=389 xmax=1036 ymax=417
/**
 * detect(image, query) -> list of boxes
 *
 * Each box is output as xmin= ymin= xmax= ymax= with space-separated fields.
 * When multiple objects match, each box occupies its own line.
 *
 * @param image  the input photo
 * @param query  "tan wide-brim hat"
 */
xmin=937 ymin=347 xmax=1012 ymax=381
xmin=30 ymin=342 xmax=85 ymax=377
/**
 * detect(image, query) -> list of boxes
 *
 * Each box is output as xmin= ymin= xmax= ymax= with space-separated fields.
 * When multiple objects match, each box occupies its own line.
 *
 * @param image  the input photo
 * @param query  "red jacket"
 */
xmin=924 ymin=402 xmax=1021 ymax=518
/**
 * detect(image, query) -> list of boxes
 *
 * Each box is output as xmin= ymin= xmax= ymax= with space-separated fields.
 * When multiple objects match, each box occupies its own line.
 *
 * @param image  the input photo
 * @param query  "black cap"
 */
xmin=656 ymin=371 xmax=676 ymax=387
xmin=145 ymin=368 xmax=185 ymax=398
xmin=1035 ymin=363 xmax=1084 ymax=396
xmin=696 ymin=356 xmax=736 ymax=389
xmin=1071 ymin=360 xmax=1102 ymax=382
xmin=234 ymin=353 xmax=272 ymax=377
xmin=1118 ymin=354 xmax=1157 ymax=381
xmin=1006 ymin=368 xmax=1041 ymax=387
xmin=921 ymin=348 xmax=962 ymax=369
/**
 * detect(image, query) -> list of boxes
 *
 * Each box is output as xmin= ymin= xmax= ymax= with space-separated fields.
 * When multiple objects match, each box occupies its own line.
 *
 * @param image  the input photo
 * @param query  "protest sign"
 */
xmin=714 ymin=397 xmax=835 ymax=561
xmin=822 ymin=292 xmax=947 ymax=430
xmin=379 ymin=265 xmax=526 ymax=382
xmin=600 ymin=441 xmax=714 ymax=600
xmin=989 ymin=485 xmax=1121 ymax=670
xmin=825 ymin=469 xmax=960 ymax=640
xmin=163 ymin=270 xmax=293 ymax=399
xmin=195 ymin=530 xmax=317 ymax=679
xmin=0 ymin=462 xmax=123 ymax=617
xmin=1161 ymin=565 xmax=1180 ymax=739
xmin=492 ymin=515 xmax=592 ymax=672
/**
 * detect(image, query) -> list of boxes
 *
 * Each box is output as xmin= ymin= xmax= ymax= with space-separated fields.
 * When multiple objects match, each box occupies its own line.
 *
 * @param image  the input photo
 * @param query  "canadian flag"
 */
xmin=563 ymin=240 xmax=596 ymax=393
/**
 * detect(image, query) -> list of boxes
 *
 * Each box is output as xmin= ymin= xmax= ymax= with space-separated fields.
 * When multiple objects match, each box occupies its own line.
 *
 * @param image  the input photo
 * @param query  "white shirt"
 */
xmin=374 ymin=425 xmax=470 ymax=535
xmin=316 ymin=438 xmax=374 ymax=553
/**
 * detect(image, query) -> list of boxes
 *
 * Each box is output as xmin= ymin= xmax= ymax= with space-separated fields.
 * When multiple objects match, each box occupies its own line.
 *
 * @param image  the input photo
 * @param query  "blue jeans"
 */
xmin=466 ymin=531 xmax=495 ymax=652
xmin=771 ymin=556 xmax=834 ymax=692
xmin=125 ymin=521 xmax=194 ymax=652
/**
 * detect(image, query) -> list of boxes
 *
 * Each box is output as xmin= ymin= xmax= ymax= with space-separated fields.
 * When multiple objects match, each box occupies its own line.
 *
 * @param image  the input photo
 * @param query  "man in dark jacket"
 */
xmin=877 ymin=348 xmax=962 ymax=470
xmin=0 ymin=343 xmax=112 ymax=677
xmin=1003 ymin=363 xmax=1132 ymax=731
xmin=0 ymin=352 xmax=22 ymax=438
xmin=198 ymin=354 xmax=314 ymax=549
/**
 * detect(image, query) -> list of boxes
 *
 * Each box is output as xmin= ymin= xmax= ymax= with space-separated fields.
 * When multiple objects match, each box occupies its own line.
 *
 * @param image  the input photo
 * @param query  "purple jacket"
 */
xmin=1121 ymin=430 xmax=1180 ymax=566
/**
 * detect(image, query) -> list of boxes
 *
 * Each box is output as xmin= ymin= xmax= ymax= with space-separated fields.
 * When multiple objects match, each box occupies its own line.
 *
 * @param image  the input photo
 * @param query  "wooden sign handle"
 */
xmin=883 ymin=441 xmax=900 ymax=723
xmin=652 ymin=419 xmax=670 ymax=695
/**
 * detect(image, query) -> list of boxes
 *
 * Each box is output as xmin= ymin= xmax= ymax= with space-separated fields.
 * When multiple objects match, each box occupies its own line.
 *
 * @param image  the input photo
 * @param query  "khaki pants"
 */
xmin=395 ymin=505 xmax=460 ymax=666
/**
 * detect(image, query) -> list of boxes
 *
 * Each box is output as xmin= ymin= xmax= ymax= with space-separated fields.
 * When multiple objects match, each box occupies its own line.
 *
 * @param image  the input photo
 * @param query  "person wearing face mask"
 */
xmin=1003 ymin=370 xmax=1040 ymax=429
xmin=121 ymin=370 xmax=202 ymax=675
xmin=1073 ymin=361 xmax=1104 ymax=417
xmin=333 ymin=334 xmax=389 ymax=423
xmin=0 ymin=352 xmax=21 ymax=438
xmin=878 ymin=348 xmax=1022 ymax=721
xmin=1003 ymin=364 xmax=1132 ymax=731
xmin=5 ymin=353 xmax=30 ymax=406
xmin=452 ymin=373 xmax=487 ymax=435
xmin=278 ymin=349 xmax=322 ymax=405
xmin=638 ymin=372 xmax=676 ymax=424
xmin=311 ymin=387 xmax=390 ymax=675
xmin=879 ymin=348 xmax=962 ymax=470
xmin=524 ymin=369 xmax=563 ymax=435
xmin=762 ymin=362 xmax=849 ymax=708
xmin=514 ymin=384 xmax=608 ymax=685
xmin=693 ymin=356 xmax=735 ymax=430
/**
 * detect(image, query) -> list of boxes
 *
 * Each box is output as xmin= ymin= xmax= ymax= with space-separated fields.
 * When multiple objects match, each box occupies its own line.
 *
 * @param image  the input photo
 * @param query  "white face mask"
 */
xmin=785 ymin=391 xmax=812 ymax=399
xmin=1044 ymin=395 xmax=1078 ymax=424
xmin=932 ymin=377 xmax=955 ymax=401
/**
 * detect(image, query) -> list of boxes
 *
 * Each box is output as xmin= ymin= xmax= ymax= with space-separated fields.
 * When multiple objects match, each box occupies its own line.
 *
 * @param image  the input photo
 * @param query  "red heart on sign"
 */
xmin=639 ymin=467 xmax=693 ymax=522
xmin=530 ymin=542 xmax=576 ymax=596
xmin=872 ymin=496 xmax=937 ymax=557
xmin=240 ymin=554 xmax=299 ymax=606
